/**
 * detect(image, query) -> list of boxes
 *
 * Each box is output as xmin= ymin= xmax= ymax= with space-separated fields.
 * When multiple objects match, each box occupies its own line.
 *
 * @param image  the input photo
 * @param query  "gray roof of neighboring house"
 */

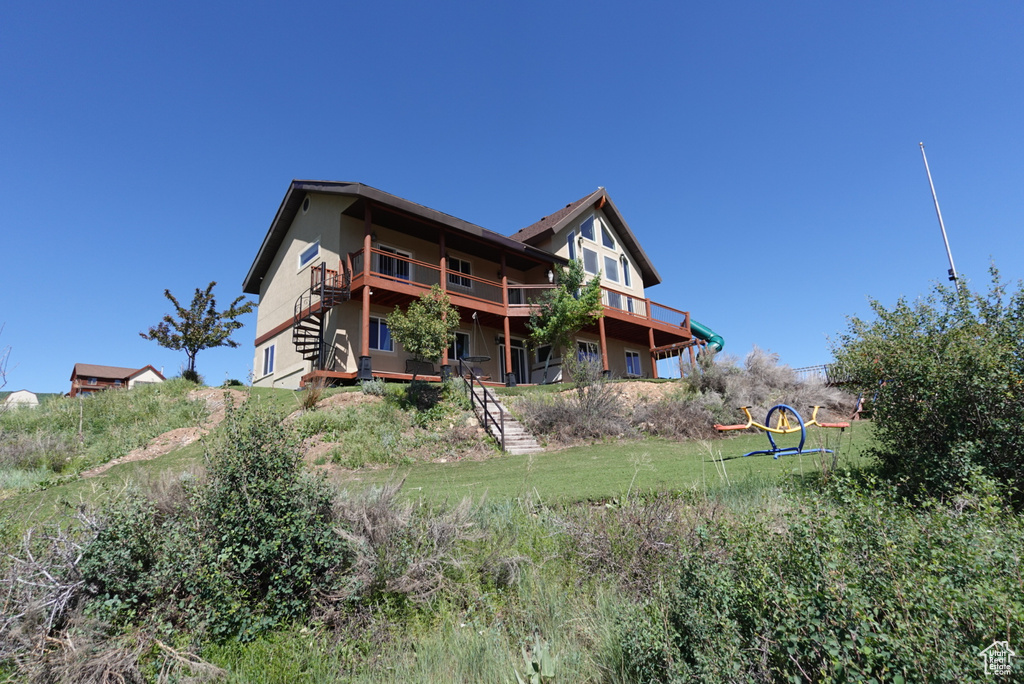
xmin=243 ymin=181 xmax=563 ymax=295
xmin=509 ymin=188 xmax=662 ymax=288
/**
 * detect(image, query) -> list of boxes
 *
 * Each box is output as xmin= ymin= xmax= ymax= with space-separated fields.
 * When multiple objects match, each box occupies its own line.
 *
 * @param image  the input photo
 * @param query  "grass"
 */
xmin=329 ymin=422 xmax=874 ymax=505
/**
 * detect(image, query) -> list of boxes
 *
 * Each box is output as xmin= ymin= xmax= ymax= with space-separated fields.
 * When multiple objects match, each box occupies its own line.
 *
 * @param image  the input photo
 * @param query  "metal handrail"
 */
xmin=457 ymin=358 xmax=505 ymax=451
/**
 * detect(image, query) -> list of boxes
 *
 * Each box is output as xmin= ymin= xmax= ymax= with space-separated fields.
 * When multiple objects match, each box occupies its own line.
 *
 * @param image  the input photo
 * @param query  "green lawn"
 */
xmin=329 ymin=422 xmax=875 ymax=504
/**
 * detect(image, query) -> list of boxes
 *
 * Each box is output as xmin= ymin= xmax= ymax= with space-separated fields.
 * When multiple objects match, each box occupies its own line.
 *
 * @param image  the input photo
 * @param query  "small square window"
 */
xmin=577 ymin=340 xmax=599 ymax=362
xmin=536 ymin=345 xmax=552 ymax=363
xmin=88 ymin=378 xmax=97 ymax=385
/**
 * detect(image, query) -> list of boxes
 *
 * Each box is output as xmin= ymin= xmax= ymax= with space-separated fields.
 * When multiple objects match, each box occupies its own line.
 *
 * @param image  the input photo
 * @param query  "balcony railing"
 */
xmin=347 ymin=247 xmax=690 ymax=332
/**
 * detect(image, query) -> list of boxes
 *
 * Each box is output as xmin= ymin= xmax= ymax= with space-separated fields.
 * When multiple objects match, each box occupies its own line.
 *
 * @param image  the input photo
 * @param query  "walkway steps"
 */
xmin=466 ymin=384 xmax=544 ymax=455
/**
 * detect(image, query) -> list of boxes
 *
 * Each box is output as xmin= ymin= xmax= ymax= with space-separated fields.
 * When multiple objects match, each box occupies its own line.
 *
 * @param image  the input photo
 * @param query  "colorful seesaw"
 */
xmin=714 ymin=404 xmax=850 ymax=459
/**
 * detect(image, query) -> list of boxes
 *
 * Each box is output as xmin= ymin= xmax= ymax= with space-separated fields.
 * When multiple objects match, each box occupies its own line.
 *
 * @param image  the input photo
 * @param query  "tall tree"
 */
xmin=140 ymin=282 xmax=254 ymax=379
xmin=528 ymin=260 xmax=603 ymax=382
xmin=386 ymin=285 xmax=460 ymax=378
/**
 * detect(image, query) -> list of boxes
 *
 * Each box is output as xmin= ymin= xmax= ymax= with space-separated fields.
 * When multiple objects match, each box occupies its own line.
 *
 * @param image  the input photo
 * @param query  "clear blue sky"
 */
xmin=3 ymin=1 xmax=1022 ymax=392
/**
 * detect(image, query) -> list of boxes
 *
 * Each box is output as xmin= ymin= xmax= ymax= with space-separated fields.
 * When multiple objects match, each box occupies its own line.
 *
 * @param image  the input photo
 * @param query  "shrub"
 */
xmin=514 ymin=357 xmax=632 ymax=442
xmin=833 ymin=267 xmax=1024 ymax=496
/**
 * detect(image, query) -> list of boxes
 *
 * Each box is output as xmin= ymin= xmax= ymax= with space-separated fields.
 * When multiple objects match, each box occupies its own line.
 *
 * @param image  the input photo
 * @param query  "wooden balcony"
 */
xmin=346 ymin=247 xmax=693 ymax=345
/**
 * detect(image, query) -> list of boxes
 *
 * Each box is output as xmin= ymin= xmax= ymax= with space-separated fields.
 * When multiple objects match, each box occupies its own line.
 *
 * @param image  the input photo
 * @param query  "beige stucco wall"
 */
xmin=539 ymin=209 xmax=646 ymax=302
xmin=4 ymin=390 xmax=39 ymax=408
xmin=128 ymin=369 xmax=165 ymax=388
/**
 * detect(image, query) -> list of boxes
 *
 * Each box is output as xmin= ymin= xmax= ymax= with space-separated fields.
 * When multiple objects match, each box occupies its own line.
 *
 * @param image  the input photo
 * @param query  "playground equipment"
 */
xmin=690 ymin=320 xmax=724 ymax=352
xmin=714 ymin=404 xmax=849 ymax=459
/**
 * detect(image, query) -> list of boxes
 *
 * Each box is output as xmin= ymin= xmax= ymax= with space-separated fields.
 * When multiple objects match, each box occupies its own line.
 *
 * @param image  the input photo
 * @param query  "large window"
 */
xmin=448 ymin=331 xmax=470 ymax=360
xmin=447 ymin=257 xmax=472 ymax=289
xmin=263 ymin=344 xmax=275 ymax=375
xmin=579 ymin=215 xmax=595 ymax=241
xmin=577 ymin=340 xmax=600 ymax=362
xmin=601 ymin=224 xmax=616 ymax=249
xmin=376 ymin=245 xmax=411 ymax=281
xmin=625 ymin=350 xmax=642 ymax=377
xmin=298 ymin=240 xmax=320 ymax=269
xmin=604 ymin=255 xmax=619 ymax=282
xmin=582 ymin=247 xmax=599 ymax=275
xmin=369 ymin=317 xmax=393 ymax=351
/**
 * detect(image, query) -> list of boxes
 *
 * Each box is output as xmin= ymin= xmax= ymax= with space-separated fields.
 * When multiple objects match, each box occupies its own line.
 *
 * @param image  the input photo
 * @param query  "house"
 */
xmin=243 ymin=181 xmax=722 ymax=389
xmin=69 ymin=364 xmax=166 ymax=397
xmin=3 ymin=389 xmax=39 ymax=409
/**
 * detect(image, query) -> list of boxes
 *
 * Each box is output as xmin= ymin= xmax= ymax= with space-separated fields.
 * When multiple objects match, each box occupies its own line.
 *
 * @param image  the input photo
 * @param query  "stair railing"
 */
xmin=457 ymin=358 xmax=505 ymax=451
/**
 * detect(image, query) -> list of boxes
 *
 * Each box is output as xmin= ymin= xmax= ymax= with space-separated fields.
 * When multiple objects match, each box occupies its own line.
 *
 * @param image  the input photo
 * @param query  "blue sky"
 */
xmin=3 ymin=1 xmax=1022 ymax=392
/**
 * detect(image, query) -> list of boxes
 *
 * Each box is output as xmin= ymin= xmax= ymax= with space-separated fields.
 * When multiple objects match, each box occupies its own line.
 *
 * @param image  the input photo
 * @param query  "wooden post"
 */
xmin=503 ymin=316 xmax=513 ymax=384
xmin=360 ymin=204 xmax=373 ymax=360
xmin=649 ymin=327 xmax=659 ymax=379
xmin=598 ymin=316 xmax=610 ymax=374
xmin=439 ymin=230 xmax=449 ymax=367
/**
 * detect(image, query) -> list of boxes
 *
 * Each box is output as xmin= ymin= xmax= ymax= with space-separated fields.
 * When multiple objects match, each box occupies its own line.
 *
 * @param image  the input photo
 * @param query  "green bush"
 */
xmin=79 ymin=398 xmax=349 ymax=641
xmin=833 ymin=267 xmax=1024 ymax=496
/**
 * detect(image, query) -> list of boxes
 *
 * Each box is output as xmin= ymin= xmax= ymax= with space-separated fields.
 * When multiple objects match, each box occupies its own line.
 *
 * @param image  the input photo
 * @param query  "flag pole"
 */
xmin=919 ymin=142 xmax=961 ymax=294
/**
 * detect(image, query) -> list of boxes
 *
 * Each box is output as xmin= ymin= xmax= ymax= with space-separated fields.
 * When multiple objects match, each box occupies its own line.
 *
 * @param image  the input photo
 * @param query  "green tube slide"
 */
xmin=690 ymin=319 xmax=724 ymax=352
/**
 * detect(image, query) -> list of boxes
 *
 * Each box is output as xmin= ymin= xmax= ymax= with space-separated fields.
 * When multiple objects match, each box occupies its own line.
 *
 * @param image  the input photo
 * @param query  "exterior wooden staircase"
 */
xmin=459 ymin=361 xmax=543 ymax=455
xmin=292 ymin=263 xmax=351 ymax=370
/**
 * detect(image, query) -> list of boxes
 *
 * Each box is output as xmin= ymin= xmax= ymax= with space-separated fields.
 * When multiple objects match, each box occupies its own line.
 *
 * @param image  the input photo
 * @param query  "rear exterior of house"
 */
xmin=243 ymin=182 xmax=699 ymax=389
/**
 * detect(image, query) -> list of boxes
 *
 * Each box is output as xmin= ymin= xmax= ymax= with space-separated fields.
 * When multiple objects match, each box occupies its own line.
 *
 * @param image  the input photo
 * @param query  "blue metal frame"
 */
xmin=743 ymin=404 xmax=836 ymax=459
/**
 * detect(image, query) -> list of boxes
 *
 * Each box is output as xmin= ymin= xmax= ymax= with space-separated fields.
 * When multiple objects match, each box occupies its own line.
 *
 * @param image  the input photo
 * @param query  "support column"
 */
xmin=598 ymin=317 xmax=610 ymax=377
xmin=503 ymin=316 xmax=514 ymax=386
xmin=359 ymin=203 xmax=373 ymax=380
xmin=688 ymin=342 xmax=696 ymax=368
xmin=649 ymin=327 xmax=659 ymax=380
xmin=439 ymin=230 xmax=449 ymax=371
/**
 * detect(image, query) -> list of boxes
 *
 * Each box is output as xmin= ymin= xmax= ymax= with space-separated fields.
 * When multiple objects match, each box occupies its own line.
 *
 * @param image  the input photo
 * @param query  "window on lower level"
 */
xmin=625 ymin=350 xmax=642 ymax=377
xmin=577 ymin=340 xmax=600 ymax=362
xmin=536 ymin=345 xmax=552 ymax=364
xmin=448 ymin=331 xmax=470 ymax=360
xmin=263 ymin=344 xmax=275 ymax=375
xmin=369 ymin=317 xmax=393 ymax=351
xmin=88 ymin=378 xmax=97 ymax=385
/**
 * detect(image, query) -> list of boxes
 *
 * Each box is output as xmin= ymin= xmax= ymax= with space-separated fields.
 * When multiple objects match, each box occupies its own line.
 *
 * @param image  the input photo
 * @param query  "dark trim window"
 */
xmin=625 ymin=350 xmax=642 ymax=376
xmin=604 ymin=255 xmax=619 ymax=282
xmin=299 ymin=240 xmax=320 ymax=269
xmin=536 ymin=345 xmax=552 ymax=364
xmin=601 ymin=225 xmax=616 ymax=249
xmin=369 ymin=317 xmax=393 ymax=351
xmin=448 ymin=331 xmax=470 ymax=360
xmin=577 ymin=340 xmax=599 ymax=362
xmin=263 ymin=344 xmax=275 ymax=375
xmin=88 ymin=378 xmax=97 ymax=385
xmin=447 ymin=257 xmax=472 ymax=289
xmin=566 ymin=229 xmax=576 ymax=260
xmin=579 ymin=215 xmax=595 ymax=241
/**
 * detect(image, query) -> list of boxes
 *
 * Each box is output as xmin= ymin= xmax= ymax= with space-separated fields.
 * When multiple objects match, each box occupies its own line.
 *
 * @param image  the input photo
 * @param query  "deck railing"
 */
xmin=347 ymin=247 xmax=690 ymax=331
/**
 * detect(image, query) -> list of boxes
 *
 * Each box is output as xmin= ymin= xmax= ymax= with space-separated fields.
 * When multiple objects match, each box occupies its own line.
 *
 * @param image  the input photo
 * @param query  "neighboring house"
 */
xmin=69 ymin=364 xmax=166 ymax=397
xmin=243 ymin=181 xmax=703 ymax=389
xmin=3 ymin=389 xmax=39 ymax=409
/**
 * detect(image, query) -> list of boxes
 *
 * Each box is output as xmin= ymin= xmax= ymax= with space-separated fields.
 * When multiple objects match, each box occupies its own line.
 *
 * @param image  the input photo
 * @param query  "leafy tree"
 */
xmin=140 ymin=282 xmax=253 ymax=380
xmin=386 ymin=285 xmax=460 ymax=378
xmin=832 ymin=266 xmax=1024 ymax=497
xmin=528 ymin=259 xmax=603 ymax=382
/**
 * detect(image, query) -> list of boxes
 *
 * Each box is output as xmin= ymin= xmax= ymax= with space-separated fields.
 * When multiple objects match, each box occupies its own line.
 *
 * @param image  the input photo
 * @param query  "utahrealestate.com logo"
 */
xmin=980 ymin=641 xmax=1015 ymax=676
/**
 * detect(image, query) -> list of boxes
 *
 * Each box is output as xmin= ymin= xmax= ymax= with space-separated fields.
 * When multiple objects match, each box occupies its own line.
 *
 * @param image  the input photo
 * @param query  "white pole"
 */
xmin=919 ymin=142 xmax=961 ymax=294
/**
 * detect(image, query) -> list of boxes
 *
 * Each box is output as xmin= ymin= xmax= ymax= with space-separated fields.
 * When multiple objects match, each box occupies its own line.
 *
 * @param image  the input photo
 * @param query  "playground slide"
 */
xmin=690 ymin=320 xmax=724 ymax=352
